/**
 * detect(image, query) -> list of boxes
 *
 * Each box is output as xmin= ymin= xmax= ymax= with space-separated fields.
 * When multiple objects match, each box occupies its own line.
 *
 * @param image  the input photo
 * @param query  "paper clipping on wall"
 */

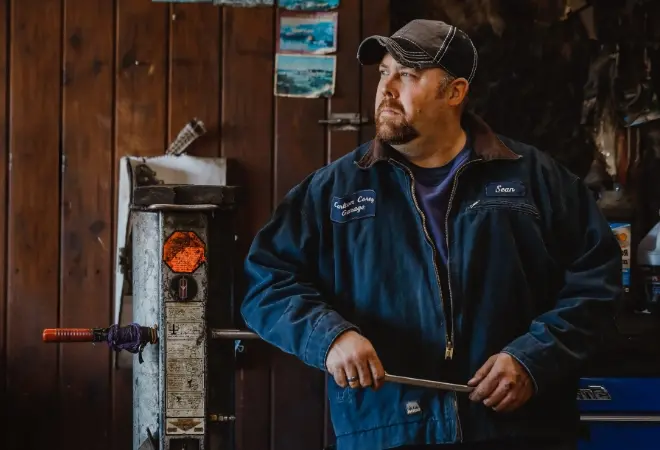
xmin=274 ymin=54 xmax=336 ymax=98
xmin=279 ymin=0 xmax=339 ymax=11
xmin=278 ymin=11 xmax=338 ymax=55
xmin=212 ymin=0 xmax=273 ymax=5
xmin=152 ymin=0 xmax=274 ymax=4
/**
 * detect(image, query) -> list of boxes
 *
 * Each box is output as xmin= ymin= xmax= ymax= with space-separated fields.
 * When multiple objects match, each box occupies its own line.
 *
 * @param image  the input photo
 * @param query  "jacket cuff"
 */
xmin=502 ymin=334 xmax=545 ymax=395
xmin=303 ymin=310 xmax=359 ymax=370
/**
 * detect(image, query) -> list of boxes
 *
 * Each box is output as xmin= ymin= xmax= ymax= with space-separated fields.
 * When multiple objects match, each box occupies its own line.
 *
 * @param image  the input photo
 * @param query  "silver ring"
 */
xmin=347 ymin=377 xmax=358 ymax=383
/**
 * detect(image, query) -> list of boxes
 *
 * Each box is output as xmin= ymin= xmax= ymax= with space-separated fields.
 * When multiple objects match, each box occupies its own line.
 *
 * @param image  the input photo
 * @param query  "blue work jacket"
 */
xmin=241 ymin=113 xmax=622 ymax=450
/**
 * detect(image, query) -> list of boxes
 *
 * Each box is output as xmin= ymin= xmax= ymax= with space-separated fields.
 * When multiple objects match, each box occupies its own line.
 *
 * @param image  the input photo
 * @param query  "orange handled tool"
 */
xmin=43 ymin=328 xmax=100 ymax=343
xmin=42 ymin=324 xmax=158 ymax=347
xmin=42 ymin=324 xmax=159 ymax=364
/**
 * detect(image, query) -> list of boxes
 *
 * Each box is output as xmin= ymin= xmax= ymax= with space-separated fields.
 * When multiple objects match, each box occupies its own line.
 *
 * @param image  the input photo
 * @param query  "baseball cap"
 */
xmin=357 ymin=19 xmax=478 ymax=83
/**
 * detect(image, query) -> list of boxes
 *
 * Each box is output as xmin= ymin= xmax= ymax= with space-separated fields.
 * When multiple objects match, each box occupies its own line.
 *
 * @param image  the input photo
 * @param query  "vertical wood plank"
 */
xmin=60 ymin=1 xmax=114 ymax=448
xmin=360 ymin=0 xmax=390 ymax=145
xmin=221 ymin=7 xmax=274 ymax=450
xmin=169 ymin=3 xmax=220 ymax=157
xmin=327 ymin=0 xmax=362 ymax=162
xmin=170 ymin=5 xmax=224 ymax=446
xmin=6 ymin=1 xmax=62 ymax=449
xmin=113 ymin=1 xmax=168 ymax=448
xmin=323 ymin=1 xmax=363 ymax=445
xmin=0 ymin=0 xmax=8 ymax=437
xmin=272 ymin=6 xmax=327 ymax=450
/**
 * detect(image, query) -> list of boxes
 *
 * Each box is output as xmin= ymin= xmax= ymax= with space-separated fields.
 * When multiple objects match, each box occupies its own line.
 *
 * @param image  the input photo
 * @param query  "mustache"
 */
xmin=377 ymin=101 xmax=404 ymax=114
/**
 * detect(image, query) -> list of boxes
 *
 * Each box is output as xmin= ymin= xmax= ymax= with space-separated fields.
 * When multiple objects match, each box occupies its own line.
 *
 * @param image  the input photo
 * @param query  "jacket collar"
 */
xmin=355 ymin=112 xmax=520 ymax=169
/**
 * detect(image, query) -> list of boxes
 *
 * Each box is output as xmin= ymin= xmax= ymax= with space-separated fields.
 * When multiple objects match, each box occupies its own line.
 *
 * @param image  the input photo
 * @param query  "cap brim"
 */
xmin=357 ymin=35 xmax=438 ymax=70
xmin=356 ymin=35 xmax=395 ymax=66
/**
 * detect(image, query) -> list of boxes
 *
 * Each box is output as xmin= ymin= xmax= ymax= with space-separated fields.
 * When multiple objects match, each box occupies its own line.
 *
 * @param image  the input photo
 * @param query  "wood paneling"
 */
xmin=221 ymin=6 xmax=274 ymax=450
xmin=323 ymin=0 xmax=363 ymax=446
xmin=60 ymin=0 xmax=114 ymax=447
xmin=0 ymin=2 xmax=388 ymax=449
xmin=271 ymin=4 xmax=329 ymax=450
xmin=361 ymin=0 xmax=390 ymax=145
xmin=6 ymin=1 xmax=62 ymax=449
xmin=113 ymin=1 xmax=169 ymax=448
xmin=0 ymin=0 xmax=8 ymax=439
xmin=327 ymin=0 xmax=361 ymax=162
xmin=169 ymin=3 xmax=221 ymax=157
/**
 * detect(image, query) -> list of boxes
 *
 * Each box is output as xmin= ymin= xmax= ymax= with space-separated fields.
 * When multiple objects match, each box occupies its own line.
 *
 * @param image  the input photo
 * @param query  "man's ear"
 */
xmin=447 ymin=78 xmax=469 ymax=108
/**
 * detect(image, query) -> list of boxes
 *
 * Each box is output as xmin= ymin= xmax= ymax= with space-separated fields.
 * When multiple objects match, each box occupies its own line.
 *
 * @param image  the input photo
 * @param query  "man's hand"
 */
xmin=325 ymin=330 xmax=385 ymax=390
xmin=467 ymin=353 xmax=534 ymax=413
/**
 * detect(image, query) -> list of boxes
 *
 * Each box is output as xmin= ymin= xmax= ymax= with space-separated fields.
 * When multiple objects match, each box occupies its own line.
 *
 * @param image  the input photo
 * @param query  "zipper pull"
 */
xmin=445 ymin=343 xmax=454 ymax=360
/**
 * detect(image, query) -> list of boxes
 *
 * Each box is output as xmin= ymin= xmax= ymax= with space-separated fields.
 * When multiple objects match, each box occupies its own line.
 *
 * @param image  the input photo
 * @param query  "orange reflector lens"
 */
xmin=163 ymin=231 xmax=206 ymax=273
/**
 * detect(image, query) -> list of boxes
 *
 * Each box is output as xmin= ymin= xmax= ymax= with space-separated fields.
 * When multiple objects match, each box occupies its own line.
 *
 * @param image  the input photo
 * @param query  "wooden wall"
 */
xmin=0 ymin=0 xmax=388 ymax=449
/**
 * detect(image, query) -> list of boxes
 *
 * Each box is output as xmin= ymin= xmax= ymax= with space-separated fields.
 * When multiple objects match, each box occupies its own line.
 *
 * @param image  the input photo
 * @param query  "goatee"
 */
xmin=375 ymin=104 xmax=419 ymax=145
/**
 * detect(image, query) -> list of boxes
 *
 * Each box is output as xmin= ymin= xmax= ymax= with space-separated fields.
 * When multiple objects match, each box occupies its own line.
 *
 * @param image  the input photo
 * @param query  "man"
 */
xmin=241 ymin=19 xmax=621 ymax=450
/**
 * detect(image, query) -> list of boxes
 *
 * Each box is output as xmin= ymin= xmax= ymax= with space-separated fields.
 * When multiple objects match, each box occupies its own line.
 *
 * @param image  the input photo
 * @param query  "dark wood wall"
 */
xmin=0 ymin=0 xmax=388 ymax=449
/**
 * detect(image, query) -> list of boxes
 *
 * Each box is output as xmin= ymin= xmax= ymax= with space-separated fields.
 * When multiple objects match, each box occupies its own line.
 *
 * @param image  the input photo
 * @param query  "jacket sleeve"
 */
xmin=240 ymin=175 xmax=359 ymax=371
xmin=502 ymin=166 xmax=623 ymax=395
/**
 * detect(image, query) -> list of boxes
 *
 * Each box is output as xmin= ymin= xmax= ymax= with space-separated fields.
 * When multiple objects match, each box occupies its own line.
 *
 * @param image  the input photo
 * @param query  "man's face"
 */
xmin=374 ymin=53 xmax=461 ymax=147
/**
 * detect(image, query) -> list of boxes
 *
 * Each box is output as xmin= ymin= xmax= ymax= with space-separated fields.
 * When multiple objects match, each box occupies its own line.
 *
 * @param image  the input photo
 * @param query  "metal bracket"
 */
xmin=208 ymin=414 xmax=236 ymax=423
xmin=318 ymin=113 xmax=370 ymax=131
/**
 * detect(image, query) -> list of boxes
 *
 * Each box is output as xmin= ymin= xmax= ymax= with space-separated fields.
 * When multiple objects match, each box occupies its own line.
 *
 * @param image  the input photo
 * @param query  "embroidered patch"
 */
xmin=406 ymin=401 xmax=422 ymax=415
xmin=330 ymin=189 xmax=376 ymax=223
xmin=485 ymin=181 xmax=526 ymax=197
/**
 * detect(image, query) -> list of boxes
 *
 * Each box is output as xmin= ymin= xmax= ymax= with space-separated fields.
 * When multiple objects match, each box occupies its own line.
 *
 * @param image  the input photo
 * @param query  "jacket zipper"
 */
xmin=442 ymin=158 xmax=482 ymax=360
xmin=391 ymin=160 xmax=452 ymax=358
xmin=393 ymin=157 xmax=483 ymax=445
xmin=443 ymin=158 xmax=482 ymax=444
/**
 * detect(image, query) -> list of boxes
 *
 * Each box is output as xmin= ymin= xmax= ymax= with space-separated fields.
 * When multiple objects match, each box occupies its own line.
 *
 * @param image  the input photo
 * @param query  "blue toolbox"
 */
xmin=577 ymin=316 xmax=660 ymax=450
xmin=577 ymin=377 xmax=660 ymax=449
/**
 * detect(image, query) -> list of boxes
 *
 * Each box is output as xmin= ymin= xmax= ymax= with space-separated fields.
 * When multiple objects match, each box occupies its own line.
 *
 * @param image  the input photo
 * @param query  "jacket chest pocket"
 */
xmin=466 ymin=199 xmax=540 ymax=219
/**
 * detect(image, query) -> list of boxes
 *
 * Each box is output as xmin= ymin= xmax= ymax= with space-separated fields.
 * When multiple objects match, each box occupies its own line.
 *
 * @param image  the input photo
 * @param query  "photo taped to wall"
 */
xmin=278 ymin=11 xmax=338 ymax=54
xmin=274 ymin=53 xmax=336 ymax=98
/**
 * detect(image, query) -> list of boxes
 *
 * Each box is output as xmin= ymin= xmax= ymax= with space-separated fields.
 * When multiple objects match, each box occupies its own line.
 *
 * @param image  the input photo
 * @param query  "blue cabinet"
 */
xmin=578 ymin=378 xmax=660 ymax=450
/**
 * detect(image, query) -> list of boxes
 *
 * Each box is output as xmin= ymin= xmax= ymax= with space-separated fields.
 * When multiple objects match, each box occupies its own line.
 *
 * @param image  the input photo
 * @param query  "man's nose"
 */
xmin=380 ymin=76 xmax=399 ymax=99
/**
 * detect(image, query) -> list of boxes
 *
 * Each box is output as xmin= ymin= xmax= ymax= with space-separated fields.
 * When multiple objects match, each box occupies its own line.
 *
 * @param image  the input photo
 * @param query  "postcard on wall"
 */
xmin=274 ymin=54 xmax=336 ymax=98
xmin=279 ymin=0 xmax=340 ymax=11
xmin=278 ymin=11 xmax=338 ymax=54
xmin=212 ymin=0 xmax=273 ymax=5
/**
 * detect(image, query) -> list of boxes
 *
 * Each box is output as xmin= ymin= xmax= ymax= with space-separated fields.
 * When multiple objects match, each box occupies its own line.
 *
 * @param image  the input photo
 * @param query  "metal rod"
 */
xmin=383 ymin=373 xmax=474 ymax=393
xmin=209 ymin=330 xmax=470 ymax=393
xmin=144 ymin=204 xmax=220 ymax=211
xmin=580 ymin=415 xmax=660 ymax=423
xmin=210 ymin=329 xmax=260 ymax=339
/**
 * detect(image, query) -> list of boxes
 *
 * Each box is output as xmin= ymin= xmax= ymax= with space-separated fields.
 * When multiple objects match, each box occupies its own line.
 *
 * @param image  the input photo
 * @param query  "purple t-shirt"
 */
xmin=405 ymin=140 xmax=472 ymax=265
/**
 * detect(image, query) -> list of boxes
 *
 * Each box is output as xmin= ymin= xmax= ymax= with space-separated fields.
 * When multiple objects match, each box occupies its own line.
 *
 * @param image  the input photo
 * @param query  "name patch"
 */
xmin=486 ymin=181 xmax=526 ymax=197
xmin=330 ymin=189 xmax=376 ymax=223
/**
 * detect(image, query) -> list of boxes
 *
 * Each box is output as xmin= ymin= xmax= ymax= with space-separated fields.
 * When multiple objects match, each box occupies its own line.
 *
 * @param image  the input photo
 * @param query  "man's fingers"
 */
xmin=492 ymin=392 xmax=517 ymax=413
xmin=469 ymin=367 xmax=500 ymax=402
xmin=345 ymin=364 xmax=360 ymax=388
xmin=368 ymin=357 xmax=385 ymax=390
xmin=468 ymin=355 xmax=498 ymax=386
xmin=495 ymin=386 xmax=532 ymax=413
xmin=332 ymin=367 xmax=348 ymax=388
xmin=482 ymin=379 xmax=513 ymax=408
xmin=356 ymin=359 xmax=373 ymax=388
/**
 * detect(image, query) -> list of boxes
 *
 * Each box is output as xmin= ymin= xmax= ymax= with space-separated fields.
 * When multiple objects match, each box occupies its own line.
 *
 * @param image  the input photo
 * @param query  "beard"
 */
xmin=375 ymin=102 xmax=419 ymax=145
